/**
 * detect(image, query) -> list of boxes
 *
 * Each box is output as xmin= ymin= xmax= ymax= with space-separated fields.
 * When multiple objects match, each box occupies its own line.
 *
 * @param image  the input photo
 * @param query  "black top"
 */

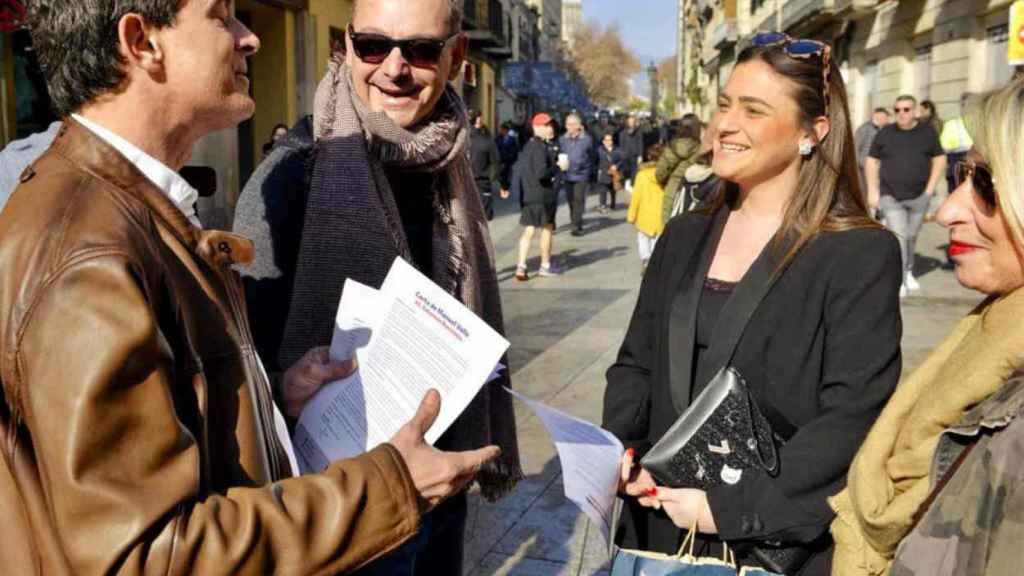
xmin=603 ymin=206 xmax=903 ymax=571
xmin=692 ymin=278 xmax=735 ymax=399
xmin=514 ymin=137 xmax=558 ymax=206
xmin=868 ymin=122 xmax=943 ymax=201
xmin=618 ymin=127 xmax=645 ymax=174
xmin=469 ymin=127 xmax=501 ymax=188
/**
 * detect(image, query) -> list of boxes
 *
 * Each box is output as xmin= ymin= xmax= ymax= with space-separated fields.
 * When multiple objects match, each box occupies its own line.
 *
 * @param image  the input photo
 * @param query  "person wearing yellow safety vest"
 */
xmin=940 ymin=93 xmax=975 ymax=195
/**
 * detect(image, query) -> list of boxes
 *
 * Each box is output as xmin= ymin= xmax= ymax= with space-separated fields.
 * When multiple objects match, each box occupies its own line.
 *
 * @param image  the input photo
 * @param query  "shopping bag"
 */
xmin=609 ymin=523 xmax=784 ymax=576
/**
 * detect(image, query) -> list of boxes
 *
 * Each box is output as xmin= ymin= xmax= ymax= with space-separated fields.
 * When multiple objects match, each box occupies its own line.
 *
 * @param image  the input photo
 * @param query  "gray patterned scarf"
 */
xmin=281 ymin=60 xmax=522 ymax=499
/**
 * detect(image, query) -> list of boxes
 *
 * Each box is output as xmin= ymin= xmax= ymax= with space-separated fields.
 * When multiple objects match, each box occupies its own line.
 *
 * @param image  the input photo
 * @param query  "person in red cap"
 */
xmin=510 ymin=113 xmax=563 ymax=281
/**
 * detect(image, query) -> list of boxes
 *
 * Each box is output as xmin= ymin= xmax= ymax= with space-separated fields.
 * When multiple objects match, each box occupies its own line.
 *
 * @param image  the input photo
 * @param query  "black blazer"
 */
xmin=603 ymin=205 xmax=903 ymax=550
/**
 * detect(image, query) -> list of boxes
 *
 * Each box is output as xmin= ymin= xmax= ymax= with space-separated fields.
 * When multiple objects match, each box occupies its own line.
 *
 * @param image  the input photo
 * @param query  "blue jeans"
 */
xmin=352 ymin=491 xmax=468 ymax=575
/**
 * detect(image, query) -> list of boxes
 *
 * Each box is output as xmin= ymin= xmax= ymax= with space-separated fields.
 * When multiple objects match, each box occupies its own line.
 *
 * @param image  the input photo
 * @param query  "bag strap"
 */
xmin=699 ymin=230 xmax=799 ymax=441
xmin=908 ymin=440 xmax=977 ymax=532
xmin=700 ymin=233 xmax=796 ymax=376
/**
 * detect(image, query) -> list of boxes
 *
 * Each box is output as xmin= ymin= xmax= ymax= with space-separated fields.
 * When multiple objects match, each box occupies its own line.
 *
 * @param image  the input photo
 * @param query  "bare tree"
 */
xmin=568 ymin=21 xmax=641 ymax=108
xmin=657 ymin=55 xmax=678 ymax=117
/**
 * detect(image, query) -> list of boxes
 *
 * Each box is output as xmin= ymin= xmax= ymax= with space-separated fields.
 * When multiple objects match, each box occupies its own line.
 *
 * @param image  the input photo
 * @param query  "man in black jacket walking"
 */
xmin=618 ymin=115 xmax=645 ymax=190
xmin=513 ymin=113 xmax=562 ymax=281
xmin=469 ymin=111 xmax=503 ymax=220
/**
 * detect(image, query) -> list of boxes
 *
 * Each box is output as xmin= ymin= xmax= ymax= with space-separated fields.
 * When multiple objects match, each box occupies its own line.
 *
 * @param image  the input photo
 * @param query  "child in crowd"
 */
xmin=626 ymin=144 xmax=665 ymax=273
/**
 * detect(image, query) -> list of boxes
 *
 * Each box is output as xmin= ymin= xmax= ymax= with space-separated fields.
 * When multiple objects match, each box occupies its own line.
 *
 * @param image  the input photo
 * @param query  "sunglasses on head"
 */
xmin=347 ymin=24 xmax=458 ymax=68
xmin=750 ymin=32 xmax=832 ymax=115
xmin=954 ymin=159 xmax=997 ymax=208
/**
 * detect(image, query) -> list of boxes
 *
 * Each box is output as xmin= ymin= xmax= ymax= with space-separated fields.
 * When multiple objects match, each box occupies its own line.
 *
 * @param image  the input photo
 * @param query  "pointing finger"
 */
xmin=453 ymin=445 xmax=501 ymax=476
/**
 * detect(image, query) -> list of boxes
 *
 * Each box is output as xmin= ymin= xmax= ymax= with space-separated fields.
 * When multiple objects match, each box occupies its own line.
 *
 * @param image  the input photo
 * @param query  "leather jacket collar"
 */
xmin=50 ymin=119 xmax=253 ymax=267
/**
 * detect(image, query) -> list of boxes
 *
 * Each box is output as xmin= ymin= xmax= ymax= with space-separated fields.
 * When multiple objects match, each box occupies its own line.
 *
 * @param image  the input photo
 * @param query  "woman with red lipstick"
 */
xmin=831 ymin=79 xmax=1024 ymax=576
xmin=602 ymin=34 xmax=903 ymax=575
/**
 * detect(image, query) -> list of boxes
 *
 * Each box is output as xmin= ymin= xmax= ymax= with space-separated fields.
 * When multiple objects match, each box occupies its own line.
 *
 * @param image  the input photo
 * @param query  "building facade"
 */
xmin=525 ymin=0 xmax=564 ymax=62
xmin=677 ymin=0 xmax=1023 ymax=126
xmin=1 ymin=0 xmax=355 ymax=228
xmin=562 ymin=0 xmax=584 ymax=55
xmin=462 ymin=0 xmax=516 ymax=132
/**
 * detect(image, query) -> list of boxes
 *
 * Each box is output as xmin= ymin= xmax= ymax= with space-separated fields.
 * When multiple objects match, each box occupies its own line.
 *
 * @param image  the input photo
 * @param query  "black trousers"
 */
xmin=475 ymin=178 xmax=494 ymax=220
xmin=945 ymin=151 xmax=967 ymax=194
xmin=597 ymin=182 xmax=617 ymax=209
xmin=565 ymin=180 xmax=589 ymax=231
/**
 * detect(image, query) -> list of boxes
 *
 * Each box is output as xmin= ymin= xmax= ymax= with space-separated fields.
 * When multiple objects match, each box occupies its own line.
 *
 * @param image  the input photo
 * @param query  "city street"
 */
xmin=462 ymin=191 xmax=982 ymax=576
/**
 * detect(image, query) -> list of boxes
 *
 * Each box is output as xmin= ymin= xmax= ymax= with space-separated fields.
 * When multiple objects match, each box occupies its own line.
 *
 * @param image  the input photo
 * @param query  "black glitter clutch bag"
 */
xmin=641 ymin=367 xmax=779 ymax=490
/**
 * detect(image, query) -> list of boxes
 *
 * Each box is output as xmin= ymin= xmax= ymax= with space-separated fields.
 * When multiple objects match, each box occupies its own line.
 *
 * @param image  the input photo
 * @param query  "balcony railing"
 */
xmin=711 ymin=18 xmax=738 ymax=49
xmin=833 ymin=0 xmax=881 ymax=16
xmin=781 ymin=0 xmax=826 ymax=30
xmin=466 ymin=0 xmax=511 ymax=56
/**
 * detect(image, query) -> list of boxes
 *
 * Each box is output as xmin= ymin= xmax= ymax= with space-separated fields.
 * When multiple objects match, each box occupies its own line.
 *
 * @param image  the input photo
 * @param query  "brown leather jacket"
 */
xmin=0 ymin=121 xmax=421 ymax=575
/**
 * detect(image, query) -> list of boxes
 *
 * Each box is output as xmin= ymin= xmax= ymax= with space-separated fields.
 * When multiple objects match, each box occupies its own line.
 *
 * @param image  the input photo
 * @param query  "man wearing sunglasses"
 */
xmin=0 ymin=0 xmax=504 ymax=574
xmin=865 ymin=94 xmax=947 ymax=298
xmin=233 ymin=1 xmax=522 ymax=574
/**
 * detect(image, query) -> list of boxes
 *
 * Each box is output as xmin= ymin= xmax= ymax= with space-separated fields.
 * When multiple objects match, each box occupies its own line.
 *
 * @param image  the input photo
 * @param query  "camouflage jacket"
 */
xmin=890 ymin=372 xmax=1024 ymax=576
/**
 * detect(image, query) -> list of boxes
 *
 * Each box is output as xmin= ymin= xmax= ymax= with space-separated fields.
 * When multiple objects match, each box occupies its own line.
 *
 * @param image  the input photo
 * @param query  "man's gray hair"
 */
xmin=353 ymin=0 xmax=464 ymax=34
xmin=26 ymin=1 xmax=180 ymax=116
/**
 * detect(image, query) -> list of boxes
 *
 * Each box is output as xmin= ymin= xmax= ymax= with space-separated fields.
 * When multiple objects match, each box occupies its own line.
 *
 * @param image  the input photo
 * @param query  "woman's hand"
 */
xmin=641 ymin=487 xmax=718 ymax=534
xmin=618 ymin=448 xmax=659 ymax=507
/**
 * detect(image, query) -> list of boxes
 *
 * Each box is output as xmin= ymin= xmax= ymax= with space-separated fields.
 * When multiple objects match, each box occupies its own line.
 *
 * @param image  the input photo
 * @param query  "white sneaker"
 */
xmin=899 ymin=283 xmax=908 ymax=299
xmin=904 ymin=272 xmax=921 ymax=291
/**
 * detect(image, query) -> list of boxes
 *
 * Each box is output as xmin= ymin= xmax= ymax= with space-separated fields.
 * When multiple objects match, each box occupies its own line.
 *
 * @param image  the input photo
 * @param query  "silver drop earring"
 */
xmin=799 ymin=141 xmax=814 ymax=156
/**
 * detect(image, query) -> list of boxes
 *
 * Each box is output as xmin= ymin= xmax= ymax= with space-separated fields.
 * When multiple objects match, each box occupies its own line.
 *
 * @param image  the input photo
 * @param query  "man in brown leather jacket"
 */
xmin=0 ymin=1 xmax=498 ymax=574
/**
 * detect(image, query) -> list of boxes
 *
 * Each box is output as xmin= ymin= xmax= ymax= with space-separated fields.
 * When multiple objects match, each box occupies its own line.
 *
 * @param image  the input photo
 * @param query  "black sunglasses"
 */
xmin=750 ymin=32 xmax=832 ymax=115
xmin=954 ymin=159 xmax=997 ymax=208
xmin=347 ymin=24 xmax=458 ymax=68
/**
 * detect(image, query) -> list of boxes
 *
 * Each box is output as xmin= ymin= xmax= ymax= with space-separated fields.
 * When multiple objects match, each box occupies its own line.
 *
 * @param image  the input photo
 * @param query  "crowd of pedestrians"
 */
xmin=1 ymin=1 xmax=1024 ymax=575
xmin=476 ymin=105 xmax=683 ymax=282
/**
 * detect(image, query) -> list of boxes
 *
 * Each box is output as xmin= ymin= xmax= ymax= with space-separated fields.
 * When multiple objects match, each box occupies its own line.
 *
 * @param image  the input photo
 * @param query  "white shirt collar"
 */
xmin=71 ymin=114 xmax=201 ymax=228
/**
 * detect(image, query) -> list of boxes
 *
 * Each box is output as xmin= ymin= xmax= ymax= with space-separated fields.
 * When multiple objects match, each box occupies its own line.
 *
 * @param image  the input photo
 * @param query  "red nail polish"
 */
xmin=645 ymin=488 xmax=658 ymax=497
xmin=626 ymin=448 xmax=635 ymax=458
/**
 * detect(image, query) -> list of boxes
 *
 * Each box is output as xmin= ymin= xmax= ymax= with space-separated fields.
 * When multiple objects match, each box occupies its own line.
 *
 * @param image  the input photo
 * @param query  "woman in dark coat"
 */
xmin=602 ymin=36 xmax=903 ymax=575
xmin=596 ymin=132 xmax=624 ymax=211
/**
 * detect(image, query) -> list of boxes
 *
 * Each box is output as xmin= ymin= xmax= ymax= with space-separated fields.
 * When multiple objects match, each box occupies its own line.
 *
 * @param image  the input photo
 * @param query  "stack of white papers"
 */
xmin=293 ymin=257 xmax=510 ymax=474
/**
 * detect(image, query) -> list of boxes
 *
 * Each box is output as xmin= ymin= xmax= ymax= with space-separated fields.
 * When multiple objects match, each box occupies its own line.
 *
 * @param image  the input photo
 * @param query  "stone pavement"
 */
xmin=461 ymin=191 xmax=982 ymax=576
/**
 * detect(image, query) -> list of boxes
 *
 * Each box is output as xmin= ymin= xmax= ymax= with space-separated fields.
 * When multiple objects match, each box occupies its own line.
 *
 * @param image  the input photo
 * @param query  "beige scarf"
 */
xmin=829 ymin=288 xmax=1024 ymax=575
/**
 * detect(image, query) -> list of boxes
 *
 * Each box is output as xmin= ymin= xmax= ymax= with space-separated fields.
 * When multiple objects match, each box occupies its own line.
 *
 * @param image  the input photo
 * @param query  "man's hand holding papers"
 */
xmin=390 ymin=389 xmax=501 ymax=511
xmin=281 ymin=347 xmax=358 ymax=419
xmin=293 ymin=257 xmax=510 ymax=474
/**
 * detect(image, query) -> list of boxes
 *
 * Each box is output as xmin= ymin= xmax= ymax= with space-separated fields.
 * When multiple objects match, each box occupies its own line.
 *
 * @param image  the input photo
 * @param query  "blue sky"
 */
xmin=583 ymin=0 xmax=678 ymax=65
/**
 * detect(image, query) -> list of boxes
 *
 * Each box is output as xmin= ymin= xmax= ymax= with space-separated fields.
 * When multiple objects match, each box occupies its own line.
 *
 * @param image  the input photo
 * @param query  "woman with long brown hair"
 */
xmin=602 ymin=34 xmax=903 ymax=574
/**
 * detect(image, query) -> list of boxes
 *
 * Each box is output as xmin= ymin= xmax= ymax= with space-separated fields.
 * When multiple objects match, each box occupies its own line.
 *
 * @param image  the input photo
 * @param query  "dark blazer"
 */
xmin=603 ymin=204 xmax=903 ymax=565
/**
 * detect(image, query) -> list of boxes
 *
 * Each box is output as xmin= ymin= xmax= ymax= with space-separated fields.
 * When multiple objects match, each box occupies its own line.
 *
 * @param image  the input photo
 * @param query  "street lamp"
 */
xmin=647 ymin=61 xmax=659 ymax=120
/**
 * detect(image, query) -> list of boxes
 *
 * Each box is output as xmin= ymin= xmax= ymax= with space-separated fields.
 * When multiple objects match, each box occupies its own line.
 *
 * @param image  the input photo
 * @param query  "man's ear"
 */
xmin=447 ymin=34 xmax=468 ymax=82
xmin=118 ymin=13 xmax=163 ymax=75
xmin=345 ymin=26 xmax=357 ymax=68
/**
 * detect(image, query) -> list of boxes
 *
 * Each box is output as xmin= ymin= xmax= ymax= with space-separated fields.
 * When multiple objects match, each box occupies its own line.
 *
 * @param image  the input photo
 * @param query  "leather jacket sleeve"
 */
xmin=14 ymin=253 xmax=421 ymax=575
